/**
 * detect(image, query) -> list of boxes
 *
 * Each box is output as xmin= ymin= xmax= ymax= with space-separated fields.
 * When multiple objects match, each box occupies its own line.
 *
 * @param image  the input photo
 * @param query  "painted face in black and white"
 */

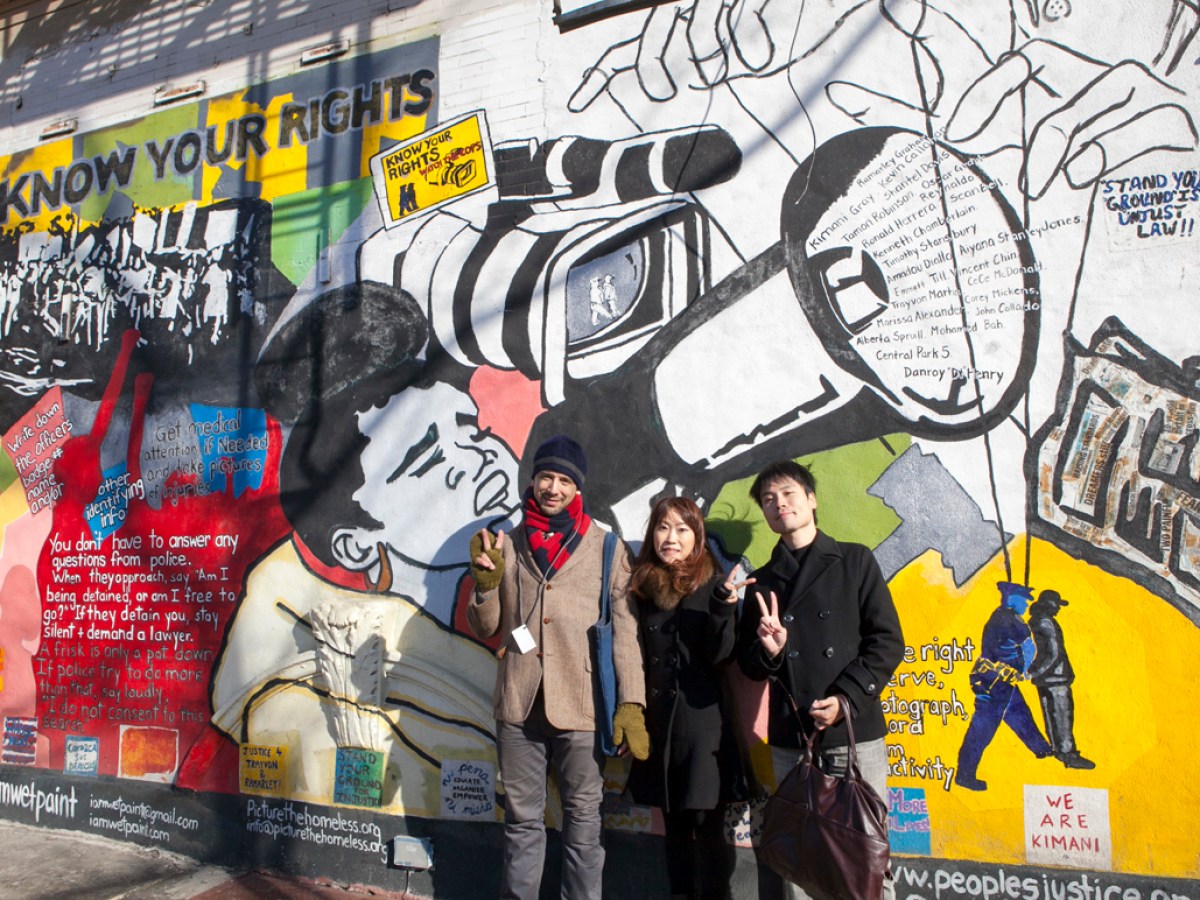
xmin=350 ymin=381 xmax=520 ymax=569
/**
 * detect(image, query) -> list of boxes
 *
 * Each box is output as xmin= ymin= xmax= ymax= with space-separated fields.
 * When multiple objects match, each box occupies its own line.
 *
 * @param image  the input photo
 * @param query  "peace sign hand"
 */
xmin=469 ymin=530 xmax=506 ymax=593
xmin=720 ymin=566 xmax=756 ymax=605
xmin=756 ymin=591 xmax=787 ymax=657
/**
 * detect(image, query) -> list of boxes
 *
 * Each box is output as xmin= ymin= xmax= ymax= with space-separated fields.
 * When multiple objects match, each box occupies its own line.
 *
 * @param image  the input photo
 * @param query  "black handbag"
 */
xmin=757 ymin=694 xmax=890 ymax=900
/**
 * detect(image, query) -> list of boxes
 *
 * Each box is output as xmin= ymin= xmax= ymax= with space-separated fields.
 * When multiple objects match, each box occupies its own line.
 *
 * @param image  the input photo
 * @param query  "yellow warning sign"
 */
xmin=371 ymin=111 xmax=494 ymax=225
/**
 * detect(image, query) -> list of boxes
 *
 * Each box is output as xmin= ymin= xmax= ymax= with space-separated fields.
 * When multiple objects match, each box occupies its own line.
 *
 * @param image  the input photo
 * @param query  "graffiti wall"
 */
xmin=1 ymin=0 xmax=1199 ymax=893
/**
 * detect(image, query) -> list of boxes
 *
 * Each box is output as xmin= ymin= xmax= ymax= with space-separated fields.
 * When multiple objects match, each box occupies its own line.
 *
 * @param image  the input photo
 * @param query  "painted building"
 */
xmin=1 ymin=0 xmax=1198 ymax=896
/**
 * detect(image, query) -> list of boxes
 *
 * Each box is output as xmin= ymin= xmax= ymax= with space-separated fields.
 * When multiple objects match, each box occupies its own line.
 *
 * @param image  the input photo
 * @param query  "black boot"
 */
xmin=1059 ymin=751 xmax=1096 ymax=770
xmin=955 ymin=772 xmax=987 ymax=791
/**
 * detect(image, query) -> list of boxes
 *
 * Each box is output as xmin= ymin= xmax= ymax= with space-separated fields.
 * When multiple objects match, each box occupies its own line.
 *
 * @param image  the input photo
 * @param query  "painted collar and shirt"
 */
xmin=207 ymin=536 xmax=498 ymax=816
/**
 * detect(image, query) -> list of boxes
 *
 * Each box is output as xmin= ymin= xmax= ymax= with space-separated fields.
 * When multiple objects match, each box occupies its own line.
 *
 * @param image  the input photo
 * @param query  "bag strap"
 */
xmin=836 ymin=695 xmax=860 ymax=774
xmin=598 ymin=531 xmax=616 ymax=625
xmin=771 ymin=679 xmax=861 ymax=778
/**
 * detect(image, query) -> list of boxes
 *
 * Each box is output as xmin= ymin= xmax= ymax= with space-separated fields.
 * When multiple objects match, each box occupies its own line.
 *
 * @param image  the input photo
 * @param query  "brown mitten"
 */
xmin=612 ymin=703 xmax=650 ymax=761
xmin=469 ymin=532 xmax=504 ymax=593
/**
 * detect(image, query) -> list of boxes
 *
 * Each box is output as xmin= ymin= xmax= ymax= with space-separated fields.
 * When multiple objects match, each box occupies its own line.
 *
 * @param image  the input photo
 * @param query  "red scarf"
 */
xmin=523 ymin=489 xmax=590 ymax=577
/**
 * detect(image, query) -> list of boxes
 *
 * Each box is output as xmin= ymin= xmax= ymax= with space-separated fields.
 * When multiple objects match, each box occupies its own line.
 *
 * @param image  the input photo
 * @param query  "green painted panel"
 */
xmin=706 ymin=434 xmax=911 ymax=569
xmin=269 ymin=178 xmax=375 ymax=286
xmin=0 ymin=444 xmax=16 ymax=493
xmin=79 ymin=105 xmax=201 ymax=216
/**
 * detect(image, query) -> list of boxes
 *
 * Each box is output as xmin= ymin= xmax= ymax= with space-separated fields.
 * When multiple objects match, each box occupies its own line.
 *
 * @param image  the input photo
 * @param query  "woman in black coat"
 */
xmin=625 ymin=496 xmax=746 ymax=900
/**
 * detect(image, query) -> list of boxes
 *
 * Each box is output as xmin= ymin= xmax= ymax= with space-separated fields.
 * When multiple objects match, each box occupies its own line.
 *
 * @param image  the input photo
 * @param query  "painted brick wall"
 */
xmin=0 ymin=0 xmax=547 ymax=150
xmin=1 ymin=1 xmax=1199 ymax=898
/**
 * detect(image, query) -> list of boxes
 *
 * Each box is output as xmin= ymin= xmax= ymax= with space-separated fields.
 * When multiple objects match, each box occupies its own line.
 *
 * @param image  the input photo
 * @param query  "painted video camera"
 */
xmin=359 ymin=116 xmax=742 ymax=406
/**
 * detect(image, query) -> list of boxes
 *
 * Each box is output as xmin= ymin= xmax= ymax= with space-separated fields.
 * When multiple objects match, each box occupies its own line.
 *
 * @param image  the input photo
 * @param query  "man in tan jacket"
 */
xmin=469 ymin=434 xmax=648 ymax=900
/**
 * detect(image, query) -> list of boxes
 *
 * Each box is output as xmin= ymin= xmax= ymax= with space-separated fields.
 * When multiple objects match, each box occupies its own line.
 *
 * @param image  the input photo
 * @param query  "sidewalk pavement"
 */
xmin=0 ymin=820 xmax=424 ymax=900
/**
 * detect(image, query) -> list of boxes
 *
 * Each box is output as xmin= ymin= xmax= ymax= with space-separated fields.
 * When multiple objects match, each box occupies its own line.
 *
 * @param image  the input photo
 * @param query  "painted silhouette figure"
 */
xmin=1027 ymin=590 xmax=1095 ymax=770
xmin=589 ymin=276 xmax=611 ymax=326
xmin=601 ymin=273 xmax=619 ymax=318
xmin=956 ymin=581 xmax=1053 ymax=791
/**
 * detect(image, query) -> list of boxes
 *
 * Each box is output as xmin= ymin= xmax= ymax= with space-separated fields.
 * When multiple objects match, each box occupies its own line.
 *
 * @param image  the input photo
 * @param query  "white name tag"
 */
xmin=511 ymin=624 xmax=537 ymax=654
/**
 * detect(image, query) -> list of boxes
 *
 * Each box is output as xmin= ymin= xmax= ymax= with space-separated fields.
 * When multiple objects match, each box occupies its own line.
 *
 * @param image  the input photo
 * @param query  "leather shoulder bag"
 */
xmin=757 ymin=693 xmax=890 ymax=899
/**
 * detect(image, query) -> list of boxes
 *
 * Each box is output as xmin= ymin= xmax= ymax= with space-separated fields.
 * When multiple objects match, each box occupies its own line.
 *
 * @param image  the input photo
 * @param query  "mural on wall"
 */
xmin=1 ymin=0 xmax=1199 ymax=889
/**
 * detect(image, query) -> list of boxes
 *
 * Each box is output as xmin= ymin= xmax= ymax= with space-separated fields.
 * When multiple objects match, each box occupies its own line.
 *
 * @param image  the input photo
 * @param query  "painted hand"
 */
xmin=569 ymin=0 xmax=802 ymax=112
xmin=946 ymin=42 xmax=1197 ymax=200
xmin=612 ymin=703 xmax=650 ymax=761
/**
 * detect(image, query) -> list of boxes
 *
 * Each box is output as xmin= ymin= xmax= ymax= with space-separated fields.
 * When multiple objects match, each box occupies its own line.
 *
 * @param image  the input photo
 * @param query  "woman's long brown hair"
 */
xmin=630 ymin=496 xmax=716 ymax=599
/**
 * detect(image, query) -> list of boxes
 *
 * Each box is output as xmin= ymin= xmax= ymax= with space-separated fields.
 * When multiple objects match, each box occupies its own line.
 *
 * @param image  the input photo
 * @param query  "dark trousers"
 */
xmin=1037 ymin=683 xmax=1078 ymax=755
xmin=663 ymin=808 xmax=735 ymax=900
xmin=958 ymin=682 xmax=1052 ymax=778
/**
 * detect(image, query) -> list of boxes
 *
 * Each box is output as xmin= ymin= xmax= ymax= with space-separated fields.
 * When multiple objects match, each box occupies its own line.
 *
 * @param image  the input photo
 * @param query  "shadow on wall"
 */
xmin=0 ymin=0 xmax=392 ymax=128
